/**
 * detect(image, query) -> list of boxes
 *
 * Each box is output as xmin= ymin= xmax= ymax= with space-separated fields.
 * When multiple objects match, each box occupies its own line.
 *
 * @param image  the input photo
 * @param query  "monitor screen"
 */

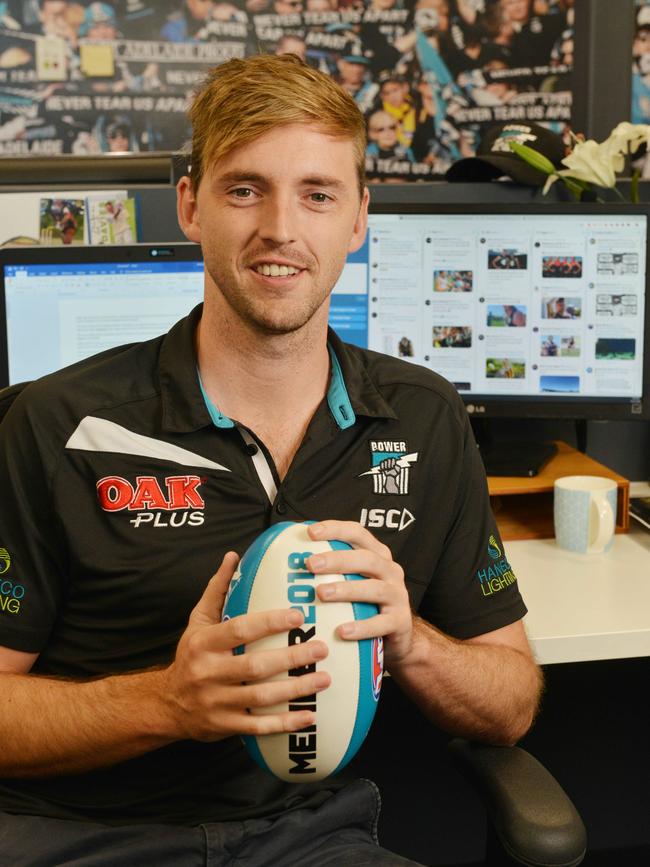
xmin=1 ymin=203 xmax=648 ymax=421
xmin=0 ymin=242 xmax=367 ymax=387
xmin=366 ymin=203 xmax=649 ymax=420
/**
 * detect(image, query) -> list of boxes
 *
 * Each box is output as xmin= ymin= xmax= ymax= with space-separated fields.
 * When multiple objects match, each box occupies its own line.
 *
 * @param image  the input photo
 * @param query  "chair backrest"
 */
xmin=0 ymin=382 xmax=30 ymax=423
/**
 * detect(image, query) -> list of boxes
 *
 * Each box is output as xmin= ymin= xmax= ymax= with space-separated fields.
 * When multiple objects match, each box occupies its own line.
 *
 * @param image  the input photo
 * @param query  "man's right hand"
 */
xmin=162 ymin=551 xmax=331 ymax=742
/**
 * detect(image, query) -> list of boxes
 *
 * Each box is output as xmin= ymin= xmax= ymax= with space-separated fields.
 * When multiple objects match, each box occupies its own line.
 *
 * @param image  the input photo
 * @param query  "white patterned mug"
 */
xmin=554 ymin=476 xmax=617 ymax=554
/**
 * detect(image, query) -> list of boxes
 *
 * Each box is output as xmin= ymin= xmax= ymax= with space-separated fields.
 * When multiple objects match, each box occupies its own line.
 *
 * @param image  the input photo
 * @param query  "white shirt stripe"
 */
xmin=66 ymin=416 xmax=231 ymax=472
xmin=237 ymin=427 xmax=277 ymax=503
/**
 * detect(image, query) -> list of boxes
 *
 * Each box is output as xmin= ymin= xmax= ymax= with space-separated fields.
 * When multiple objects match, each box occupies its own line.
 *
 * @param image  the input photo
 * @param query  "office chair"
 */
xmin=351 ymin=677 xmax=587 ymax=867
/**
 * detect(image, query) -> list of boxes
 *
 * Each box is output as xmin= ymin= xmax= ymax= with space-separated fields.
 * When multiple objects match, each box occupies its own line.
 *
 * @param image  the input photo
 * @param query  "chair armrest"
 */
xmin=448 ymin=738 xmax=587 ymax=867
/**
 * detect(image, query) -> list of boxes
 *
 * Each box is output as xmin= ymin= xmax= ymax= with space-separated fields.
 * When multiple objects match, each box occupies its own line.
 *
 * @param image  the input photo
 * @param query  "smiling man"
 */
xmin=0 ymin=55 xmax=541 ymax=865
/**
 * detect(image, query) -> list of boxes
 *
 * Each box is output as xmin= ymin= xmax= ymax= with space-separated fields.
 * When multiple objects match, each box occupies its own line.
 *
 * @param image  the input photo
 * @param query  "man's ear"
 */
xmin=348 ymin=187 xmax=370 ymax=255
xmin=176 ymin=176 xmax=201 ymax=243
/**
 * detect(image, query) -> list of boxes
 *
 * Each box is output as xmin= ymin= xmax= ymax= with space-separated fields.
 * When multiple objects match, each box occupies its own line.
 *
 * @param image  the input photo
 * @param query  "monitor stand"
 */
xmin=471 ymin=419 xmax=558 ymax=478
xmin=478 ymin=440 xmax=558 ymax=477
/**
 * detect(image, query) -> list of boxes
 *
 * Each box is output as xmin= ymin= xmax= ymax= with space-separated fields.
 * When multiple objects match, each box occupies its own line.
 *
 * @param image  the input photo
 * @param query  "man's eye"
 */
xmin=310 ymin=192 xmax=331 ymax=203
xmin=232 ymin=188 xmax=255 ymax=198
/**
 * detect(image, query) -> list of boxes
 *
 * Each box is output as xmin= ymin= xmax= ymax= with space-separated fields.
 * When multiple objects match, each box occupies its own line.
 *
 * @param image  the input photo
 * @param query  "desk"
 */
xmin=510 ymin=500 xmax=650 ymax=665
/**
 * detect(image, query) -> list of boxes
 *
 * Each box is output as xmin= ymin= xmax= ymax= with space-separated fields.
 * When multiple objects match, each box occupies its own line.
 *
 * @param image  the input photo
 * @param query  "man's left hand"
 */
xmin=306 ymin=521 xmax=412 ymax=668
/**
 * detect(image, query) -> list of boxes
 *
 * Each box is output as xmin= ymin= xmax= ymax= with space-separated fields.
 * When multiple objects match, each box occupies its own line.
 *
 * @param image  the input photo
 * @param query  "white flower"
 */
xmin=554 ymin=138 xmax=623 ymax=189
xmin=604 ymin=121 xmax=650 ymax=157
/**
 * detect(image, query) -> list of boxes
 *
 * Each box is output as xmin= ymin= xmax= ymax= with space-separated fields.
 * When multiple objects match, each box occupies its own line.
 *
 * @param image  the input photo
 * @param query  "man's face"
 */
xmin=380 ymin=80 xmax=407 ymax=108
xmin=416 ymin=0 xmax=449 ymax=32
xmin=187 ymin=0 xmax=213 ymax=19
xmin=107 ymin=128 xmax=130 ymax=151
xmin=501 ymin=0 xmax=530 ymax=23
xmin=178 ymin=123 xmax=368 ymax=337
xmin=276 ymin=36 xmax=306 ymax=61
xmin=274 ymin=0 xmax=303 ymax=12
xmin=337 ymin=58 xmax=366 ymax=86
xmin=368 ymin=112 xmax=398 ymax=150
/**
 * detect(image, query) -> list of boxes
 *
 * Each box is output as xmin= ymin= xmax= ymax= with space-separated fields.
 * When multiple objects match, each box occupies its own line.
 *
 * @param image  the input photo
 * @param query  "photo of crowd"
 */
xmin=488 ymin=249 xmax=528 ymax=269
xmin=432 ymin=324 xmax=472 ymax=347
xmin=433 ymin=269 xmax=473 ymax=291
xmin=0 ymin=0 xmax=575 ymax=181
xmin=542 ymin=255 xmax=583 ymax=278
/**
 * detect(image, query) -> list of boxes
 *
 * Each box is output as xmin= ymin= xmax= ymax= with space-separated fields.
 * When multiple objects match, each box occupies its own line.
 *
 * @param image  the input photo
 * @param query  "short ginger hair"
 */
xmin=187 ymin=54 xmax=367 ymax=198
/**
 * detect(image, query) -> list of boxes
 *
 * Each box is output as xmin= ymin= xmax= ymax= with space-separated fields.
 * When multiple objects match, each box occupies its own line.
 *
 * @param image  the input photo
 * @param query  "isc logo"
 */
xmin=359 ymin=507 xmax=415 ymax=532
xmin=96 ymin=475 xmax=205 ymax=511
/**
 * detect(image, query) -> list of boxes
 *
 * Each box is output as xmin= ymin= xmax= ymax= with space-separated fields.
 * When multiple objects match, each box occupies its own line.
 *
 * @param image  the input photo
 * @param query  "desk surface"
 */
xmin=510 ymin=504 xmax=650 ymax=664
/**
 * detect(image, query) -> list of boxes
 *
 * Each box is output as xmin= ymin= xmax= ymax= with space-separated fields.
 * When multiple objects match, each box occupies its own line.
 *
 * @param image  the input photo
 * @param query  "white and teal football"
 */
xmin=222 ymin=521 xmax=384 ymax=782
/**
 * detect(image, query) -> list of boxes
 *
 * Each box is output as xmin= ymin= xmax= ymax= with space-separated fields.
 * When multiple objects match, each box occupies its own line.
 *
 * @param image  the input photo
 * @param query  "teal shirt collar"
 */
xmin=198 ymin=342 xmax=356 ymax=431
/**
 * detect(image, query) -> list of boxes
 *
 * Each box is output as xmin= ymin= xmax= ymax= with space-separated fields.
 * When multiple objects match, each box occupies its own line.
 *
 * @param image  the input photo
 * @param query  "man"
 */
xmin=366 ymin=109 xmax=415 ymax=161
xmin=0 ymin=54 xmax=541 ymax=865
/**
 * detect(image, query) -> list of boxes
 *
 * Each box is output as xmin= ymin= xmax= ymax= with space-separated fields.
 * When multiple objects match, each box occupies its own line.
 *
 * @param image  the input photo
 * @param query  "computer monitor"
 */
xmin=367 ymin=202 xmax=650 ymax=421
xmin=1 ymin=202 xmax=648 ymax=424
xmin=0 ymin=242 xmax=367 ymax=387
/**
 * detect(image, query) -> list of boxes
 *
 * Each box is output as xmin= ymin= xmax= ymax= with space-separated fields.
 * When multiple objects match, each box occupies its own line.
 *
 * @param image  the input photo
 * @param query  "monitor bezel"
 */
xmin=367 ymin=201 xmax=650 ymax=421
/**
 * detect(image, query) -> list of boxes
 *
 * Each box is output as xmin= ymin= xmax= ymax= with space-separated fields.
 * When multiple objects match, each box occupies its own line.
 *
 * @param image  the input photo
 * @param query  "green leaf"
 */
xmin=509 ymin=141 xmax=556 ymax=175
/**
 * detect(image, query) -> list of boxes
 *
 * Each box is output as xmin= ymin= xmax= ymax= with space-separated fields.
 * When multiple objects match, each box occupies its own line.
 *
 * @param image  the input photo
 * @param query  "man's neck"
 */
xmin=196 ymin=305 xmax=331 ymax=478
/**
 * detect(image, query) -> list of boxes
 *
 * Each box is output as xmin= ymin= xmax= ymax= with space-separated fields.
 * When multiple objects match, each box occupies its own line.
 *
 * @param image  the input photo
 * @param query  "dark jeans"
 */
xmin=0 ymin=779 xmax=424 ymax=866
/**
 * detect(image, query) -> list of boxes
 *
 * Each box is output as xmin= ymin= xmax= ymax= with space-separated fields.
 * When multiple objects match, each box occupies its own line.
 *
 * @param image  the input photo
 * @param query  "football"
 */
xmin=222 ymin=520 xmax=384 ymax=782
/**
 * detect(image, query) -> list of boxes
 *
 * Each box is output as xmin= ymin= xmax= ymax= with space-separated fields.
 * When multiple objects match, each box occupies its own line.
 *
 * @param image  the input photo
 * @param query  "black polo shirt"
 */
xmin=0 ymin=304 xmax=526 ymax=825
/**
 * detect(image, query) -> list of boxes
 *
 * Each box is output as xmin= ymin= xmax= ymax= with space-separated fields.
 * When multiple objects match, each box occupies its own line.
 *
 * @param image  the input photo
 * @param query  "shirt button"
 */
xmin=275 ymin=498 xmax=287 ymax=515
xmin=246 ymin=443 xmax=258 ymax=456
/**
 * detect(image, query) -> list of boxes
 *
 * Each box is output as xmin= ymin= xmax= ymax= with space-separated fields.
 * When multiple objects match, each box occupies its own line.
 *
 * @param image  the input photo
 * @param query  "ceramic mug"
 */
xmin=554 ymin=475 xmax=617 ymax=554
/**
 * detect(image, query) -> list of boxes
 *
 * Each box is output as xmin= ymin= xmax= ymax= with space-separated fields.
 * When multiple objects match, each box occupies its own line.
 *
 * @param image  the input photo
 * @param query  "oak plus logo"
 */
xmin=96 ymin=475 xmax=206 ymax=529
xmin=359 ymin=440 xmax=418 ymax=495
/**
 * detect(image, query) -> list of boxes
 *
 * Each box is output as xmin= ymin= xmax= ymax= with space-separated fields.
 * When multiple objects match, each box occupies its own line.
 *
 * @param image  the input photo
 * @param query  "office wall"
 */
xmin=1 ymin=0 xmax=576 ymax=183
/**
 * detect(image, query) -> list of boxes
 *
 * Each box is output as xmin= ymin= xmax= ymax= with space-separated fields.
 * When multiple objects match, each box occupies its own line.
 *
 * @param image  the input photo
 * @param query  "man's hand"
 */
xmin=163 ymin=551 xmax=331 ymax=742
xmin=306 ymin=521 xmax=412 ymax=667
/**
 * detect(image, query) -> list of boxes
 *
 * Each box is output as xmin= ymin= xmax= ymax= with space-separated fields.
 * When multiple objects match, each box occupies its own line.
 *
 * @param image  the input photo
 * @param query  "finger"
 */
xmin=316 ymin=578 xmax=391 ymax=605
xmin=238 ymin=709 xmax=317 ymax=737
xmin=221 ymin=668 xmax=331 ymax=710
xmin=308 ymin=521 xmax=392 ymax=559
xmin=218 ymin=638 xmax=329 ymax=684
xmin=306 ymin=549 xmax=403 ymax=583
xmin=195 ymin=606 xmax=307 ymax=654
xmin=335 ymin=612 xmax=395 ymax=641
xmin=189 ymin=551 xmax=240 ymax=628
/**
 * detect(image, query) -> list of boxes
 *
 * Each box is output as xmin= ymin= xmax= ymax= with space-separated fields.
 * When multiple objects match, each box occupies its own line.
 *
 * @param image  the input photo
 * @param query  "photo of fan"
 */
xmin=486 ymin=358 xmax=525 ymax=379
xmin=433 ymin=270 xmax=473 ymax=292
xmin=486 ymin=304 xmax=527 ymax=327
xmin=542 ymin=297 xmax=582 ymax=319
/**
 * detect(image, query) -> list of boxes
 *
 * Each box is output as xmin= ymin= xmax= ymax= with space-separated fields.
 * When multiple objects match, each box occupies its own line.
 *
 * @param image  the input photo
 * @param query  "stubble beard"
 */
xmin=204 ymin=260 xmax=333 ymax=338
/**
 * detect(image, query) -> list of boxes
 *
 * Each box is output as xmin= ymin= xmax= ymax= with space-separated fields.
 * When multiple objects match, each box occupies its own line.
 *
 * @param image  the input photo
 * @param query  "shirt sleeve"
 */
xmin=417 ymin=410 xmax=527 ymax=640
xmin=0 ymin=387 xmax=68 ymax=653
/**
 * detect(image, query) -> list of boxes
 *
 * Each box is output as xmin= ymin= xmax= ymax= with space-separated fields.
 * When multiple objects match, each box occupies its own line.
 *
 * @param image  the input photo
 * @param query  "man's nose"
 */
xmin=259 ymin=196 xmax=297 ymax=246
